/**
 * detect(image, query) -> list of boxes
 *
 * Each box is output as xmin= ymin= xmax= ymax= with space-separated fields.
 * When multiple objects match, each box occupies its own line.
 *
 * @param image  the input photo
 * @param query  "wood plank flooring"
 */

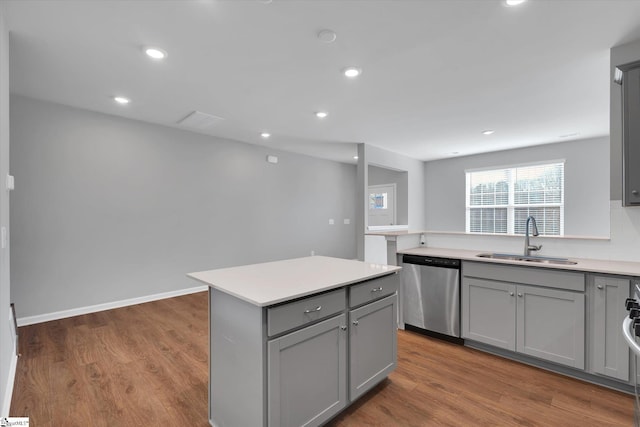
xmin=10 ymin=291 xmax=634 ymax=426
xmin=329 ymin=331 xmax=633 ymax=426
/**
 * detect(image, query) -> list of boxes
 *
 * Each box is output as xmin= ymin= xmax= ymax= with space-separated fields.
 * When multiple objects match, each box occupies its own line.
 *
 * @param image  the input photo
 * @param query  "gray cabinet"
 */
xmin=589 ymin=275 xmax=630 ymax=381
xmin=349 ymin=294 xmax=397 ymax=400
xmin=462 ymin=278 xmax=516 ymax=350
xmin=516 ymin=284 xmax=584 ymax=369
xmin=462 ymin=262 xmax=585 ymax=369
xmin=618 ymin=60 xmax=640 ymax=206
xmin=266 ymin=276 xmax=398 ymax=426
xmin=268 ymin=314 xmax=348 ymax=427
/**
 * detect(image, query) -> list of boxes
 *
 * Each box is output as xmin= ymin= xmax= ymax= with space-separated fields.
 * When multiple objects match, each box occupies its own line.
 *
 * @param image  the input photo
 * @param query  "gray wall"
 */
xmin=368 ymin=165 xmax=408 ymax=225
xmin=10 ymin=96 xmax=357 ymax=319
xmin=356 ymin=144 xmax=425 ymax=259
xmin=0 ymin=3 xmax=12 ymax=415
xmin=365 ymin=145 xmax=425 ymax=230
xmin=611 ymin=39 xmax=640 ymax=200
xmin=425 ymin=137 xmax=610 ymax=237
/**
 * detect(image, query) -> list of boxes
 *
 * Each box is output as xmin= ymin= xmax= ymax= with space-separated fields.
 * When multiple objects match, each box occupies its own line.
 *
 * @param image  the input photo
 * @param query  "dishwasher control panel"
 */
xmin=402 ymin=254 xmax=460 ymax=269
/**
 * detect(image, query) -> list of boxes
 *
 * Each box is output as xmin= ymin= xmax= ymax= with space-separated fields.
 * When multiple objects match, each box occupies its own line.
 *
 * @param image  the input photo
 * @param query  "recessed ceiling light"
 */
xmin=505 ymin=0 xmax=526 ymax=6
xmin=144 ymin=47 xmax=167 ymax=60
xmin=481 ymin=130 xmax=495 ymax=135
xmin=315 ymin=111 xmax=328 ymax=119
xmin=317 ymin=29 xmax=337 ymax=43
xmin=353 ymin=156 xmax=359 ymax=160
xmin=343 ymin=67 xmax=362 ymax=78
xmin=113 ymin=96 xmax=130 ymax=104
xmin=260 ymin=132 xmax=271 ymax=138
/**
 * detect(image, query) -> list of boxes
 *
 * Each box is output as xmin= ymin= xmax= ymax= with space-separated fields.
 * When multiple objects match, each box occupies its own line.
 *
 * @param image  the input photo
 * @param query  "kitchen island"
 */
xmin=188 ymin=256 xmax=401 ymax=427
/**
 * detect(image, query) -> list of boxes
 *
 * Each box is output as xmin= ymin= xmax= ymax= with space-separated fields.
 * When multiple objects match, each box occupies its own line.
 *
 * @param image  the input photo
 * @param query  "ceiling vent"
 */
xmin=177 ymin=110 xmax=225 ymax=130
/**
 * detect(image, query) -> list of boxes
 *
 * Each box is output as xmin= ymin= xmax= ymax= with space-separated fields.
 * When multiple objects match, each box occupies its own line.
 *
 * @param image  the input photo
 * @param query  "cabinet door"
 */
xmin=592 ymin=276 xmax=630 ymax=381
xmin=268 ymin=314 xmax=347 ymax=427
xmin=516 ymin=285 xmax=585 ymax=369
xmin=623 ymin=65 xmax=640 ymax=206
xmin=462 ymin=278 xmax=516 ymax=350
xmin=349 ymin=294 xmax=397 ymax=401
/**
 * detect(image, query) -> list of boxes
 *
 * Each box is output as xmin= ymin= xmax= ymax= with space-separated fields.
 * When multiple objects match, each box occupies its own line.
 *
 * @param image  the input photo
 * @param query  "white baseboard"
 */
xmin=17 ymin=285 xmax=208 ymax=327
xmin=2 ymin=344 xmax=17 ymax=417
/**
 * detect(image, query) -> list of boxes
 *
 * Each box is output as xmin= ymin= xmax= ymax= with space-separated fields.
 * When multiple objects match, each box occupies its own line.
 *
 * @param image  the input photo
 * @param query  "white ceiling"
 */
xmin=5 ymin=0 xmax=640 ymax=164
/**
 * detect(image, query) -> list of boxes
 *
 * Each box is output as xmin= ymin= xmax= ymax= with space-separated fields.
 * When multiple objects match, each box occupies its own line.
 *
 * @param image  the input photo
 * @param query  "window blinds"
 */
xmin=466 ymin=162 xmax=564 ymax=236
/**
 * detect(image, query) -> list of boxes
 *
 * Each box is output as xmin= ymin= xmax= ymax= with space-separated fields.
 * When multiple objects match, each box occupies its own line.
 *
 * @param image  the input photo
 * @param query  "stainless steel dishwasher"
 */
xmin=401 ymin=254 xmax=462 ymax=341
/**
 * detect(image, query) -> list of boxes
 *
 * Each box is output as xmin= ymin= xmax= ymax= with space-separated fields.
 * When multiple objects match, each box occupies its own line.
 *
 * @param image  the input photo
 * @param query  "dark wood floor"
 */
xmin=10 ymin=292 xmax=634 ymax=426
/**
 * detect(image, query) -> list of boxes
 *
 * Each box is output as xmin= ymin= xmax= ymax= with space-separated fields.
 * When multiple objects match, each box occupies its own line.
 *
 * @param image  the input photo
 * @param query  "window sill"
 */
xmin=423 ymin=230 xmax=610 ymax=241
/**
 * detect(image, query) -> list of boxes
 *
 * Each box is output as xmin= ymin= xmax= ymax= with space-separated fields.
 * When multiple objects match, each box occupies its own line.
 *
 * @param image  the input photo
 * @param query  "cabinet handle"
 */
xmin=352 ymin=320 xmax=359 ymax=326
xmin=517 ymin=293 xmax=523 ymax=298
xmin=632 ymin=190 xmax=639 ymax=196
xmin=597 ymin=284 xmax=604 ymax=290
xmin=303 ymin=305 xmax=322 ymax=314
xmin=371 ymin=286 xmax=383 ymax=293
xmin=509 ymin=291 xmax=514 ymax=296
xmin=340 ymin=325 xmax=347 ymax=331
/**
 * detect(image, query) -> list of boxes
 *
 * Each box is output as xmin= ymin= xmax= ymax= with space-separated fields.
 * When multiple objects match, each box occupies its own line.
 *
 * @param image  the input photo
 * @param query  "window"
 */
xmin=465 ymin=162 xmax=564 ymax=236
xmin=369 ymin=192 xmax=388 ymax=210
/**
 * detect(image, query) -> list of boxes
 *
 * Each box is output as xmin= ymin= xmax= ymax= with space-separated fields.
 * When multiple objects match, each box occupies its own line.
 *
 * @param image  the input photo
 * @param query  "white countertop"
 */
xmin=187 ymin=256 xmax=401 ymax=307
xmin=398 ymin=246 xmax=640 ymax=277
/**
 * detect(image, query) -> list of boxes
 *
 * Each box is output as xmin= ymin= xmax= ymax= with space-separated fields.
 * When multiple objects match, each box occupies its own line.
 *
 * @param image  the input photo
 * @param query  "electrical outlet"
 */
xmin=344 ymin=219 xmax=350 ymax=225
xmin=329 ymin=219 xmax=334 ymax=225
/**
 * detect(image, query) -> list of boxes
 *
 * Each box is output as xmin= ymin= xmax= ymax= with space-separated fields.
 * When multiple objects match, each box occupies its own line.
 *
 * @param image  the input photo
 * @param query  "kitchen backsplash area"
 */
xmin=424 ymin=200 xmax=640 ymax=263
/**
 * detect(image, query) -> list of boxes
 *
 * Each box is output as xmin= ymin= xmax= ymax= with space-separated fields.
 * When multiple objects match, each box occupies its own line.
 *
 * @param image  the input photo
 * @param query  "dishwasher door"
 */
xmin=402 ymin=262 xmax=460 ymax=337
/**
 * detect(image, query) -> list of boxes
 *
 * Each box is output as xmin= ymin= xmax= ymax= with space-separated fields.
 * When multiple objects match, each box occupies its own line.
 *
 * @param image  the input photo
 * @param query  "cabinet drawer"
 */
xmin=463 ymin=261 xmax=585 ymax=292
xmin=267 ymin=288 xmax=346 ymax=337
xmin=349 ymin=273 xmax=399 ymax=308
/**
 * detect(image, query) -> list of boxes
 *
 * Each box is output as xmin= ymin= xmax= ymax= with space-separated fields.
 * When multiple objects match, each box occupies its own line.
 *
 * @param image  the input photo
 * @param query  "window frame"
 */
xmin=465 ymin=160 xmax=565 ymax=236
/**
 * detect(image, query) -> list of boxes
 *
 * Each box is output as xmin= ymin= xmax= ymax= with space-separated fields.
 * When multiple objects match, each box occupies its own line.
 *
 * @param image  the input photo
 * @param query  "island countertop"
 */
xmin=187 ymin=255 xmax=401 ymax=307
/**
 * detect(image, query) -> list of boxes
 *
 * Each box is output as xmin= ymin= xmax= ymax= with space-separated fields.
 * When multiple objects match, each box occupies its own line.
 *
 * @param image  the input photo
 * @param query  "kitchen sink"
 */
xmin=521 ymin=258 xmax=578 ymax=265
xmin=476 ymin=253 xmax=577 ymax=265
xmin=476 ymin=253 xmax=523 ymax=261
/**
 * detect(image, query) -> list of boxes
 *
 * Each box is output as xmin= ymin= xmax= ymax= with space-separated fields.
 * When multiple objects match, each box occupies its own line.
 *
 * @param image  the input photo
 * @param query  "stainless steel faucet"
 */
xmin=524 ymin=216 xmax=542 ymax=256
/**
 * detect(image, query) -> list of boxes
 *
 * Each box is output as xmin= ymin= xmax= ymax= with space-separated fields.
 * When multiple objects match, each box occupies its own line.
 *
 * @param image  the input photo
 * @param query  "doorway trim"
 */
xmin=368 ymin=183 xmax=397 ymax=227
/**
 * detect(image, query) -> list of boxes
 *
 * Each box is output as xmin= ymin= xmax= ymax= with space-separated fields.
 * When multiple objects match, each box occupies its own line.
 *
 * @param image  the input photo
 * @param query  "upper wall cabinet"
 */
xmin=618 ymin=60 xmax=640 ymax=206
